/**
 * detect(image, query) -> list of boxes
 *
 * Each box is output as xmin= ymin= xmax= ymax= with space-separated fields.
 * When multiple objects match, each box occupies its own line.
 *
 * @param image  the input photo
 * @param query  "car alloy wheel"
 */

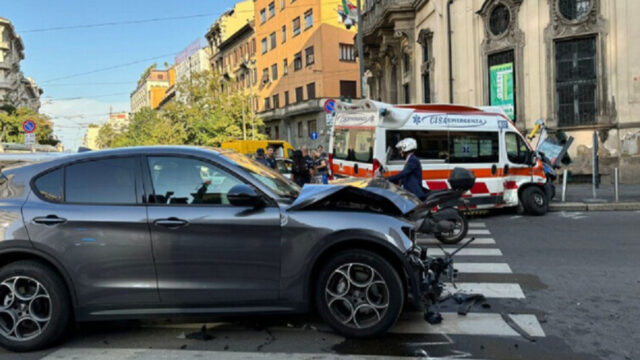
xmin=0 ymin=276 xmax=51 ymax=342
xmin=324 ymin=263 xmax=390 ymax=329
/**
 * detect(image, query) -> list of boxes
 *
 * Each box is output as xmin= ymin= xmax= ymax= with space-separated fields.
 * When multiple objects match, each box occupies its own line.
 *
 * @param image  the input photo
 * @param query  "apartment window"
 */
xmin=294 ymin=52 xmax=303 ymax=71
xmin=280 ymin=0 xmax=285 ymax=9
xmin=307 ymin=82 xmax=316 ymax=99
xmin=273 ymin=94 xmax=280 ymax=108
xmin=339 ymin=43 xmax=356 ymax=62
xmin=297 ymin=121 xmax=303 ymax=137
xmin=268 ymin=2 xmax=276 ymax=18
xmin=283 ymin=59 xmax=289 ymax=75
xmin=304 ymin=9 xmax=314 ymax=29
xmin=403 ymin=83 xmax=410 ymax=104
xmin=305 ymin=46 xmax=315 ymax=66
xmin=293 ymin=17 xmax=301 ymax=36
xmin=271 ymin=63 xmax=278 ymax=81
xmin=556 ymin=36 xmax=597 ymax=126
xmin=274 ymin=125 xmax=280 ymax=139
xmin=403 ymin=53 xmax=410 ymax=73
xmin=261 ymin=38 xmax=268 ymax=54
xmin=340 ymin=80 xmax=357 ymax=99
xmin=295 ymin=86 xmax=304 ymax=103
xmin=260 ymin=9 xmax=267 ymax=24
xmin=270 ymin=32 xmax=277 ymax=50
xmin=284 ymin=91 xmax=290 ymax=105
xmin=253 ymin=68 xmax=258 ymax=85
xmin=251 ymin=39 xmax=256 ymax=55
xmin=262 ymin=68 xmax=269 ymax=83
xmin=264 ymin=97 xmax=271 ymax=110
xmin=308 ymin=120 xmax=317 ymax=136
xmin=423 ymin=73 xmax=431 ymax=103
xmin=282 ymin=25 xmax=287 ymax=43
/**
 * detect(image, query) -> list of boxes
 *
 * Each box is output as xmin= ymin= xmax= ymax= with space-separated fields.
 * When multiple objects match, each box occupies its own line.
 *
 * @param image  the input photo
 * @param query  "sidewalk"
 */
xmin=551 ymin=183 xmax=640 ymax=211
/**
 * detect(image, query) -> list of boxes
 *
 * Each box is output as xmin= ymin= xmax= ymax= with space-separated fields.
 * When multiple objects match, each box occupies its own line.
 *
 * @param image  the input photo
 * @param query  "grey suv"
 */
xmin=0 ymin=146 xmax=438 ymax=351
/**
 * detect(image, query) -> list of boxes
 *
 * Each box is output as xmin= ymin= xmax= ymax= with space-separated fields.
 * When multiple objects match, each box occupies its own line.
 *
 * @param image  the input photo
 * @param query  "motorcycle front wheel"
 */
xmin=435 ymin=211 xmax=468 ymax=244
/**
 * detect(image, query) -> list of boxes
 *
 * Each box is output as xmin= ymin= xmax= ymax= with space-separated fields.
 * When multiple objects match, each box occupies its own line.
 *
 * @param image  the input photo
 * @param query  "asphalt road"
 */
xmin=1 ymin=210 xmax=638 ymax=360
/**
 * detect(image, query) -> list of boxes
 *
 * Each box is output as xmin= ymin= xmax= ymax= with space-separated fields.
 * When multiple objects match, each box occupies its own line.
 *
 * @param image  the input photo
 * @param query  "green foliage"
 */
xmin=0 ymin=107 xmax=59 ymax=145
xmin=98 ymin=71 xmax=265 ymax=149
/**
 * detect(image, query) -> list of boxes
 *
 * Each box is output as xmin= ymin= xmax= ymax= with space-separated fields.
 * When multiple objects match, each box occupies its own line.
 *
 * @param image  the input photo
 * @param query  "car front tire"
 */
xmin=0 ymin=261 xmax=71 ymax=352
xmin=315 ymin=250 xmax=404 ymax=338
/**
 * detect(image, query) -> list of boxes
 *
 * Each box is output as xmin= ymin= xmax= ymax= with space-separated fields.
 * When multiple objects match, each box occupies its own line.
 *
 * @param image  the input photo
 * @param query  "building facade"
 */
xmin=130 ymin=66 xmax=174 ymax=113
xmin=254 ymin=0 xmax=361 ymax=149
xmin=0 ymin=17 xmax=42 ymax=112
xmin=361 ymin=0 xmax=640 ymax=183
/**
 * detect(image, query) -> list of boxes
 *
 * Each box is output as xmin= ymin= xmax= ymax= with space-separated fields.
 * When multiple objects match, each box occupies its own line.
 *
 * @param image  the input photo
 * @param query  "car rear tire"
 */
xmin=0 ymin=261 xmax=71 ymax=352
xmin=435 ymin=211 xmax=468 ymax=244
xmin=521 ymin=186 xmax=548 ymax=216
xmin=315 ymin=250 xmax=404 ymax=338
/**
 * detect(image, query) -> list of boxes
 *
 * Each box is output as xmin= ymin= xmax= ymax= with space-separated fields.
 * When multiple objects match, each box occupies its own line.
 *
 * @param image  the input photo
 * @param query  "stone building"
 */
xmin=130 ymin=66 xmax=174 ymax=113
xmin=361 ymin=0 xmax=640 ymax=183
xmin=0 ymin=17 xmax=42 ymax=112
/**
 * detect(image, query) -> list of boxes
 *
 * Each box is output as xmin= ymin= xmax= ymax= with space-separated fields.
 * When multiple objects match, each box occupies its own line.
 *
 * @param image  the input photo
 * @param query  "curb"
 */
xmin=550 ymin=202 xmax=640 ymax=212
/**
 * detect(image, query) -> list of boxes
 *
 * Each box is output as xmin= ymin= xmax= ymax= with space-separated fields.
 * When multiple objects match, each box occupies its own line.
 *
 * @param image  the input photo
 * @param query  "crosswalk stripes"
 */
xmin=393 ymin=220 xmax=546 ymax=339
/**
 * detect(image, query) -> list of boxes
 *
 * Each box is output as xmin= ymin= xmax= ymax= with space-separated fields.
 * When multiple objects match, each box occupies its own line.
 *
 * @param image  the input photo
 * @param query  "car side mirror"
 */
xmin=528 ymin=151 xmax=538 ymax=166
xmin=228 ymin=184 xmax=262 ymax=207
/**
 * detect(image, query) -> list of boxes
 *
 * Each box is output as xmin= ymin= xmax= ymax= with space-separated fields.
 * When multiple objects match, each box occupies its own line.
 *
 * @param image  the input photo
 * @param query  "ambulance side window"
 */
xmin=386 ymin=130 xmax=449 ymax=162
xmin=448 ymin=131 xmax=499 ymax=164
xmin=505 ymin=132 xmax=530 ymax=164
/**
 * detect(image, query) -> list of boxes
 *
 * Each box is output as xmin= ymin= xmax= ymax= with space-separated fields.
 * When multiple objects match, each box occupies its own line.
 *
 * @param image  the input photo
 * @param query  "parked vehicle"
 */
xmin=329 ymin=100 xmax=551 ymax=215
xmin=0 ymin=146 xmax=453 ymax=351
xmin=221 ymin=139 xmax=295 ymax=159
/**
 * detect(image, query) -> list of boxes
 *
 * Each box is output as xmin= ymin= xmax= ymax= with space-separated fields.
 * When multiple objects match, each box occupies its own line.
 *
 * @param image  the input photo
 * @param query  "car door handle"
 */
xmin=153 ymin=218 xmax=189 ymax=229
xmin=33 ymin=215 xmax=67 ymax=225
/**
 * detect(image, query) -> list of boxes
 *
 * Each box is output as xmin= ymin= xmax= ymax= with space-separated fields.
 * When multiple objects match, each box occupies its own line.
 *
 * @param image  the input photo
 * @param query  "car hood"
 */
xmin=288 ymin=178 xmax=422 ymax=216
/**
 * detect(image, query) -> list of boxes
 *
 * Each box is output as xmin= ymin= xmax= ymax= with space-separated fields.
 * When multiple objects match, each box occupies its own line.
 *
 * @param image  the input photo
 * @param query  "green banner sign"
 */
xmin=490 ymin=62 xmax=515 ymax=120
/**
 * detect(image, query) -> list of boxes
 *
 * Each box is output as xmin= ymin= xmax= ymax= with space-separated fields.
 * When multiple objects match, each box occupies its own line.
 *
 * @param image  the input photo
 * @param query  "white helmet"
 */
xmin=395 ymin=138 xmax=417 ymax=153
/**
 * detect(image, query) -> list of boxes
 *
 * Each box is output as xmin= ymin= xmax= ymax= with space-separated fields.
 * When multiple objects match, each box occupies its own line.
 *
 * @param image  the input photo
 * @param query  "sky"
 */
xmin=2 ymin=0 xmax=240 ymax=150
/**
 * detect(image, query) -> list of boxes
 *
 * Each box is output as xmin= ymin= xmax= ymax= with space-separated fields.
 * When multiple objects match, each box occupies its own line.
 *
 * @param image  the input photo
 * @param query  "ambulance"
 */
xmin=329 ymin=100 xmax=552 ymax=215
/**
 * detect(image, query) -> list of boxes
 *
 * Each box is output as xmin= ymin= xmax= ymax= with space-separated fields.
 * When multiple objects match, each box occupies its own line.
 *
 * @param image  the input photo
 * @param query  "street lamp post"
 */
xmin=356 ymin=0 xmax=365 ymax=99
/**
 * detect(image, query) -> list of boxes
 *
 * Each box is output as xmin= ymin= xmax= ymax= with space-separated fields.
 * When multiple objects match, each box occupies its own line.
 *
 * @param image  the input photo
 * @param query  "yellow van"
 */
xmin=220 ymin=140 xmax=295 ymax=159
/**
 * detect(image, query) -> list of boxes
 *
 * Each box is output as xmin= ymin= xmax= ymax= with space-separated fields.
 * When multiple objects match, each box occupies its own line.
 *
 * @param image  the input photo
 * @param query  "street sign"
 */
xmin=22 ymin=119 xmax=36 ymax=134
xmin=24 ymin=133 xmax=36 ymax=146
xmin=323 ymin=98 xmax=336 ymax=114
xmin=325 ymin=113 xmax=335 ymax=126
xmin=310 ymin=131 xmax=319 ymax=141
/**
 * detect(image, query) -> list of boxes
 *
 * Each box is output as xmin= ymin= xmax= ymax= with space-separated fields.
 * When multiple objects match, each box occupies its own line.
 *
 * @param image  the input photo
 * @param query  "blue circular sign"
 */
xmin=323 ymin=99 xmax=336 ymax=114
xmin=22 ymin=119 xmax=36 ymax=134
xmin=310 ymin=131 xmax=319 ymax=141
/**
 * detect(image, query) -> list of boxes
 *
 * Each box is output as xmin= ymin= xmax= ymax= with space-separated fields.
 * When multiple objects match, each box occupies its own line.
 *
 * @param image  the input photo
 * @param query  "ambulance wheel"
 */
xmin=435 ymin=212 xmax=468 ymax=244
xmin=521 ymin=187 xmax=548 ymax=216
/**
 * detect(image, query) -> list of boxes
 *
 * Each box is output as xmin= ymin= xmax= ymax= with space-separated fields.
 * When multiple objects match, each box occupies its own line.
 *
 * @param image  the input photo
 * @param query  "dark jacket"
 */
xmin=387 ymin=154 xmax=426 ymax=200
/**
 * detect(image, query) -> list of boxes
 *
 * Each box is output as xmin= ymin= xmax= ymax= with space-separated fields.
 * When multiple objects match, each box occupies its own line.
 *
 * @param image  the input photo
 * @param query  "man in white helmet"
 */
xmin=387 ymin=138 xmax=426 ymax=200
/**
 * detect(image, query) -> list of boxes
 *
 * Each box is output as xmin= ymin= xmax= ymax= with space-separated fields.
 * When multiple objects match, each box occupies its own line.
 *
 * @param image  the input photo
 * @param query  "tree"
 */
xmin=0 ymin=107 xmax=58 ymax=145
xmin=100 ymin=71 xmax=265 ymax=148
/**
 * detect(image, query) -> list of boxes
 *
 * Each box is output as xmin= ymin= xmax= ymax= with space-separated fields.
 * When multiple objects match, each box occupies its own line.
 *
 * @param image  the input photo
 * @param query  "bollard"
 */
xmin=614 ymin=168 xmax=619 ymax=203
xmin=562 ymin=169 xmax=568 ymax=203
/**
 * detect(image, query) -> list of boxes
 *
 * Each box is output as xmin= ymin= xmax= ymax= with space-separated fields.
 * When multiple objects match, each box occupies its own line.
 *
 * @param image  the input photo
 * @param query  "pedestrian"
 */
xmin=386 ymin=138 xmax=426 ymax=200
xmin=265 ymin=145 xmax=278 ymax=170
xmin=313 ymin=150 xmax=329 ymax=184
xmin=301 ymin=145 xmax=315 ymax=179
xmin=255 ymin=148 xmax=270 ymax=167
xmin=317 ymin=145 xmax=327 ymax=159
xmin=292 ymin=150 xmax=311 ymax=186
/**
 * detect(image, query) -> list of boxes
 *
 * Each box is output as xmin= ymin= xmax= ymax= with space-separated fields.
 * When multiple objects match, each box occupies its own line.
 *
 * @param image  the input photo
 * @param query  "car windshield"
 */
xmin=219 ymin=150 xmax=300 ymax=198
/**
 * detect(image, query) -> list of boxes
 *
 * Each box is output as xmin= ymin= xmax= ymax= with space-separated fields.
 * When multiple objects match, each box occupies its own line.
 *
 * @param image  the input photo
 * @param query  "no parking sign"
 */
xmin=23 ymin=119 xmax=36 ymax=134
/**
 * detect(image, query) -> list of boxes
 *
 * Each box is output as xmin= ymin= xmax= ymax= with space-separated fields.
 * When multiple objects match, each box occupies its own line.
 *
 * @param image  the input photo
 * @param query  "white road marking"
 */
xmin=454 ymin=262 xmax=512 ymax=274
xmin=510 ymin=215 xmax=522 ymax=220
xmin=41 ymin=349 xmax=420 ymax=360
xmin=558 ymin=211 xmax=588 ymax=220
xmin=392 ymin=312 xmax=545 ymax=338
xmin=428 ymin=248 xmax=503 ymax=256
xmin=468 ymin=229 xmax=491 ymax=235
xmin=443 ymin=282 xmax=525 ymax=299
xmin=509 ymin=314 xmax=546 ymax=337
xmin=417 ymin=238 xmax=495 ymax=245
xmin=468 ymin=222 xmax=486 ymax=228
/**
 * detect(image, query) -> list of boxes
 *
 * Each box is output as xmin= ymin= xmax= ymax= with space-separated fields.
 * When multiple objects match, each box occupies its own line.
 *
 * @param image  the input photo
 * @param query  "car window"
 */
xmin=65 ymin=158 xmax=138 ymax=204
xmin=386 ymin=130 xmax=449 ymax=162
xmin=506 ymin=132 xmax=530 ymax=164
xmin=147 ymin=157 xmax=243 ymax=205
xmin=333 ymin=128 xmax=374 ymax=163
xmin=34 ymin=168 xmax=64 ymax=203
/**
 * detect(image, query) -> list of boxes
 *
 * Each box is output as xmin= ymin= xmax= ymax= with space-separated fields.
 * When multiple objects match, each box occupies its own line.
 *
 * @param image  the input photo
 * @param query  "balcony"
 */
xmin=361 ymin=0 xmax=415 ymax=37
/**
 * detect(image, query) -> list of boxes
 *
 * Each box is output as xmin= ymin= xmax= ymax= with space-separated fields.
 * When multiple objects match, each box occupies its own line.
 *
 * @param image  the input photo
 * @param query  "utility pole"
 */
xmin=242 ymin=98 xmax=247 ymax=140
xmin=356 ymin=0 xmax=365 ymax=99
